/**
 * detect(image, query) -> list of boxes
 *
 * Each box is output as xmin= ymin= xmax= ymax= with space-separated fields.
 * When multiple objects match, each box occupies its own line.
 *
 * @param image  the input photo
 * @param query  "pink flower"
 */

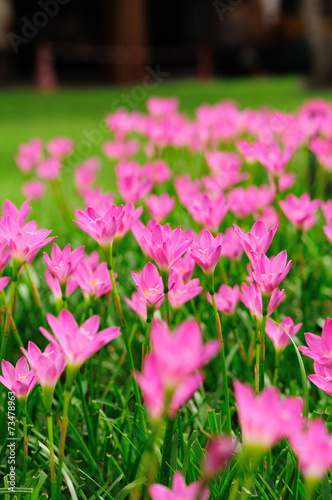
xmin=15 ymin=138 xmax=43 ymax=172
xmin=278 ymin=173 xmax=296 ymax=192
xmin=253 ymin=206 xmax=279 ymax=230
xmin=74 ymin=204 xmax=125 ymax=248
xmin=187 ymin=193 xmax=229 ymax=232
xmin=145 ymin=160 xmax=171 ymax=184
xmin=137 ymin=320 xmax=220 ymax=418
xmin=266 ymin=317 xmax=302 ymax=351
xmin=21 ymin=341 xmax=65 ymax=388
xmin=142 ymin=223 xmax=192 ymax=271
xmin=251 ymin=250 xmax=292 ymax=296
xmin=289 ymin=419 xmax=332 ymax=480
xmin=0 ymin=242 xmax=11 ymax=272
xmin=146 ymin=96 xmax=179 ymax=120
xmin=234 ymin=381 xmax=303 ymax=450
xmin=170 ymin=252 xmax=195 ymax=282
xmin=46 ymin=137 xmax=73 ymax=158
xmin=131 ymin=263 xmax=164 ymax=307
xmin=253 ymin=140 xmax=294 ymax=177
xmin=103 ymin=139 xmax=139 ymax=160
xmin=22 ymin=180 xmax=46 ymax=200
xmin=74 ymin=157 xmax=100 ymax=195
xmin=44 ymin=243 xmax=85 ymax=285
xmin=189 ymin=229 xmax=222 ymax=274
xmin=240 ymin=283 xmax=263 ymax=320
xmin=0 ymin=358 xmax=36 ymax=400
xmin=280 ymin=193 xmax=320 ymax=232
xmin=168 ymin=272 xmax=202 ymax=309
xmin=45 ymin=271 xmax=78 ymax=300
xmin=40 ymin=310 xmax=121 ymax=369
xmin=145 ymin=194 xmax=175 ymax=222
xmin=207 ymin=284 xmax=239 ymax=315
xmin=124 ymin=292 xmax=147 ymax=321
xmin=0 ymin=217 xmax=56 ymax=265
xmin=2 ymin=199 xmax=31 ymax=229
xmin=299 ymin=318 xmax=332 ymax=369
xmin=220 ymin=227 xmax=243 ymax=261
xmin=308 ymin=361 xmax=332 ymax=396
xmin=0 ymin=276 xmax=10 ymax=292
xmin=150 ymin=471 xmax=209 ymax=500
xmin=202 ymin=436 xmax=237 ymax=479
xmin=82 ymin=187 xmax=114 ymax=214
xmin=37 ymin=157 xmax=62 ymax=180
xmin=233 ymin=221 xmax=277 ymax=260
xmin=116 ymin=203 xmax=142 ymax=240
xmin=75 ymin=261 xmax=113 ymax=299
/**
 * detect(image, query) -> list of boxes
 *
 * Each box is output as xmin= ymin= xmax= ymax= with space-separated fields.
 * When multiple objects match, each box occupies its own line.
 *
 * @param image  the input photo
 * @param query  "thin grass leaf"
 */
xmin=30 ymin=471 xmax=48 ymax=500
xmin=78 ymin=469 xmax=115 ymax=500
xmin=114 ymin=477 xmax=146 ymax=500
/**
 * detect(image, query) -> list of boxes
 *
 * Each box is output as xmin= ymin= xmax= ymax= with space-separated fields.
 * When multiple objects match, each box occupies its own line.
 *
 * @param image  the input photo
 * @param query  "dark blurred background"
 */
xmin=0 ymin=0 xmax=331 ymax=88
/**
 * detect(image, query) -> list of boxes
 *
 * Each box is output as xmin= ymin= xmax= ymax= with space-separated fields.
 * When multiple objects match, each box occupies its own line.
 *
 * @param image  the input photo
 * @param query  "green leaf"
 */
xmin=207 ymin=409 xmax=219 ymax=437
xmin=114 ymin=477 xmax=146 ymax=500
xmin=322 ymin=475 xmax=332 ymax=500
xmin=79 ymin=469 xmax=115 ymax=500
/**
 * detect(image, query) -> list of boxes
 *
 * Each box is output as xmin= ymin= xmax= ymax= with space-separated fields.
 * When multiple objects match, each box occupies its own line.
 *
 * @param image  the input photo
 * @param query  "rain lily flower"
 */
xmin=142 ymin=223 xmax=192 ymax=271
xmin=74 ymin=157 xmax=100 ymax=195
xmin=147 ymin=96 xmax=179 ymax=119
xmin=308 ymin=361 xmax=332 ymax=396
xmin=22 ymin=180 xmax=46 ymax=200
xmin=21 ymin=342 xmax=65 ymax=392
xmin=40 ymin=310 xmax=121 ymax=370
xmin=234 ymin=381 xmax=303 ymax=452
xmin=168 ymin=272 xmax=202 ymax=309
xmin=220 ymin=227 xmax=243 ymax=261
xmin=131 ymin=263 xmax=164 ymax=307
xmin=299 ymin=318 xmax=332 ymax=369
xmin=115 ymin=203 xmax=143 ymax=240
xmin=266 ymin=317 xmax=302 ymax=352
xmin=0 ymin=358 xmax=36 ymax=400
xmin=2 ymin=199 xmax=31 ymax=229
xmin=15 ymin=138 xmax=43 ymax=172
xmin=124 ymin=292 xmax=148 ymax=321
xmin=75 ymin=261 xmax=113 ymax=299
xmin=150 ymin=471 xmax=209 ymax=500
xmin=233 ymin=221 xmax=277 ymax=260
xmin=74 ymin=203 xmax=125 ymax=249
xmin=187 ymin=193 xmax=229 ymax=232
xmin=251 ymin=250 xmax=292 ymax=296
xmin=44 ymin=243 xmax=85 ymax=285
xmin=145 ymin=193 xmax=175 ymax=222
xmin=202 ymin=436 xmax=238 ymax=479
xmin=254 ymin=206 xmax=279 ymax=230
xmin=207 ymin=284 xmax=239 ymax=315
xmin=0 ymin=241 xmax=11 ymax=272
xmin=289 ymin=419 xmax=332 ymax=481
xmin=82 ymin=187 xmax=114 ymax=213
xmin=0 ymin=276 xmax=10 ymax=292
xmin=37 ymin=157 xmax=62 ymax=180
xmin=189 ymin=229 xmax=222 ymax=275
xmin=103 ymin=139 xmax=139 ymax=160
xmin=279 ymin=193 xmax=320 ymax=232
xmin=136 ymin=319 xmax=220 ymax=418
xmin=278 ymin=173 xmax=296 ymax=192
xmin=253 ymin=140 xmax=294 ymax=177
xmin=0 ymin=217 xmax=56 ymax=270
xmin=45 ymin=271 xmax=78 ymax=300
xmin=170 ymin=252 xmax=195 ymax=282
xmin=46 ymin=137 xmax=73 ymax=158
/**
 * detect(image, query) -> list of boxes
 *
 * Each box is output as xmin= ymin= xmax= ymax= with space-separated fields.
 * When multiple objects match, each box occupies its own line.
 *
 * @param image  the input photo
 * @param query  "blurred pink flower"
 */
xmin=266 ymin=317 xmax=302 ymax=351
xmin=22 ymin=180 xmax=46 ymax=200
xmin=147 ymin=96 xmax=179 ymax=120
xmin=2 ymin=199 xmax=31 ymax=229
xmin=15 ymin=138 xmax=43 ymax=172
xmin=280 ymin=193 xmax=320 ymax=232
xmin=37 ymin=157 xmax=62 ymax=180
xmin=202 ymin=436 xmax=237 ymax=479
xmin=150 ymin=471 xmax=209 ymax=500
xmin=220 ymin=227 xmax=243 ymax=261
xmin=46 ymin=137 xmax=73 ymax=158
xmin=145 ymin=193 xmax=175 ymax=222
xmin=168 ymin=272 xmax=202 ymax=309
xmin=207 ymin=284 xmax=239 ymax=315
xmin=234 ymin=381 xmax=303 ymax=451
xmin=74 ymin=157 xmax=100 ymax=195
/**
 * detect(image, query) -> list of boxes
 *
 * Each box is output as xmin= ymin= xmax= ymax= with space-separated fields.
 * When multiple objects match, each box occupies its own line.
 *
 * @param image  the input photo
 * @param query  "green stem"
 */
xmin=22 ymin=409 xmax=28 ymax=485
xmin=76 ymin=371 xmax=96 ymax=455
xmin=47 ymin=412 xmax=56 ymax=497
xmin=159 ymin=417 xmax=175 ymax=486
xmin=210 ymin=273 xmax=231 ymax=435
xmin=161 ymin=271 xmax=171 ymax=327
xmin=259 ymin=304 xmax=268 ymax=392
xmin=1 ymin=277 xmax=18 ymax=360
xmin=56 ymin=388 xmax=71 ymax=499
xmin=24 ymin=263 xmax=46 ymax=326
xmin=273 ymin=350 xmax=281 ymax=387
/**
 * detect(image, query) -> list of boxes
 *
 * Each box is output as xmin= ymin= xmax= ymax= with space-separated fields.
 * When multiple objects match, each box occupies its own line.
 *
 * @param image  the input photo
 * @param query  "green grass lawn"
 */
xmin=1 ymin=75 xmax=332 ymax=204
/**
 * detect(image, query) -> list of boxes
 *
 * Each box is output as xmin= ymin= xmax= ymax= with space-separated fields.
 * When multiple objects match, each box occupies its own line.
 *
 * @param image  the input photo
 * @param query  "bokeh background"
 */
xmin=1 ymin=0 xmax=332 ymax=203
